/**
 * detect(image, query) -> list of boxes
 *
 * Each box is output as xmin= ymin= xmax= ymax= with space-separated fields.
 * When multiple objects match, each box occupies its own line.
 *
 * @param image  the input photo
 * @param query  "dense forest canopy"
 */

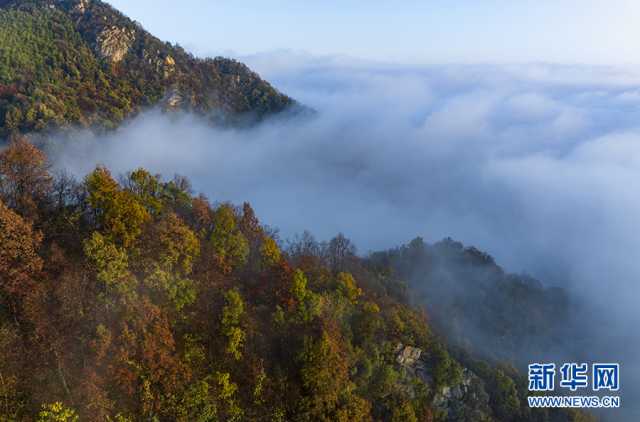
xmin=0 ymin=0 xmax=295 ymax=138
xmin=0 ymin=136 xmax=595 ymax=421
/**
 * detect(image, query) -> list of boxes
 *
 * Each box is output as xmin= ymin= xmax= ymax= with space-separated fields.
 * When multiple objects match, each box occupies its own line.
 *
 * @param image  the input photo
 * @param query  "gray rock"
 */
xmin=395 ymin=343 xmax=422 ymax=367
xmin=394 ymin=344 xmax=493 ymax=422
xmin=97 ymin=26 xmax=135 ymax=63
xmin=72 ymin=0 xmax=89 ymax=14
xmin=432 ymin=369 xmax=492 ymax=422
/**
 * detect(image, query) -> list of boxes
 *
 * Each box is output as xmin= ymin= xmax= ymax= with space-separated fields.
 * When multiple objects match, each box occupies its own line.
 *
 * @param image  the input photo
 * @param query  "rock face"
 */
xmin=432 ymin=369 xmax=492 ymax=422
xmin=72 ymin=0 xmax=89 ymax=14
xmin=395 ymin=343 xmax=433 ymax=385
xmin=164 ymin=88 xmax=184 ymax=109
xmin=395 ymin=343 xmax=422 ymax=366
xmin=395 ymin=343 xmax=492 ymax=422
xmin=96 ymin=26 xmax=135 ymax=63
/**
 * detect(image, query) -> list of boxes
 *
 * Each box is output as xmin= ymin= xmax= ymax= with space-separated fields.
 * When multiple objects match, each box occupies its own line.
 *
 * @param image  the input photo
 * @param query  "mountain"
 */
xmin=0 ymin=0 xmax=296 ymax=137
xmin=369 ymin=237 xmax=578 ymax=366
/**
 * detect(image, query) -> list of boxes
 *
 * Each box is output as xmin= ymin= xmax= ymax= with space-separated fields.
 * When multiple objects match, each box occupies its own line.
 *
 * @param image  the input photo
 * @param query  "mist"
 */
xmin=45 ymin=54 xmax=640 ymax=419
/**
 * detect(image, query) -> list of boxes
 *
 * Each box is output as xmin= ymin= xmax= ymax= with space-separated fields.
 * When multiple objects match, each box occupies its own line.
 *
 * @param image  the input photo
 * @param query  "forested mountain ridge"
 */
xmin=0 ymin=0 xmax=295 ymax=137
xmin=369 ymin=237 xmax=577 ymax=367
xmin=0 ymin=137 xmax=595 ymax=421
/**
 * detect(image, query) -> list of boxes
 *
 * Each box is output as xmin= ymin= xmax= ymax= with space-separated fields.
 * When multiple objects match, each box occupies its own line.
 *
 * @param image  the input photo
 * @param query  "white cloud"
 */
xmin=46 ymin=56 xmax=640 ymax=420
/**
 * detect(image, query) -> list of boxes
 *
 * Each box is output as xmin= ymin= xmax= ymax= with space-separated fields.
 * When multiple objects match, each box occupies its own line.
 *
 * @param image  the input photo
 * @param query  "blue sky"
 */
xmin=108 ymin=0 xmax=640 ymax=65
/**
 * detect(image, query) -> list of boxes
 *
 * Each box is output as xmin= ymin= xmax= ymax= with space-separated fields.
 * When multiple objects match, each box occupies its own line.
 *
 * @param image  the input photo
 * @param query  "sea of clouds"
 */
xmin=46 ymin=53 xmax=640 ymax=420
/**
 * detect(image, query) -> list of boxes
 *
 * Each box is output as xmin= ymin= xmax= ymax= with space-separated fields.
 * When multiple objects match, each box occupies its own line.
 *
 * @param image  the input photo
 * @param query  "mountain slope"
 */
xmin=369 ymin=237 xmax=577 ymax=366
xmin=0 ymin=137 xmax=596 ymax=422
xmin=0 ymin=0 xmax=295 ymax=136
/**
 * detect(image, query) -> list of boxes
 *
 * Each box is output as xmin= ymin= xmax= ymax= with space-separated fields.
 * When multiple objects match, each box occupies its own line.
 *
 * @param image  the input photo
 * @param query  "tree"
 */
xmin=296 ymin=330 xmax=370 ymax=421
xmin=287 ymin=231 xmax=320 ymax=262
xmin=352 ymin=301 xmax=382 ymax=347
xmin=489 ymin=369 xmax=520 ymax=422
xmin=210 ymin=204 xmax=249 ymax=272
xmin=260 ymin=236 xmax=282 ymax=268
xmin=391 ymin=401 xmax=418 ymax=422
xmin=124 ymin=168 xmax=163 ymax=215
xmin=191 ymin=195 xmax=213 ymax=234
xmin=139 ymin=213 xmax=200 ymax=311
xmin=85 ymin=167 xmax=150 ymax=248
xmin=37 ymin=402 xmax=79 ymax=422
xmin=324 ymin=234 xmax=356 ymax=271
xmin=0 ymin=200 xmax=43 ymax=318
xmin=0 ymin=325 xmax=25 ymax=420
xmin=430 ymin=343 xmax=463 ymax=389
xmin=289 ymin=270 xmax=322 ymax=324
xmin=83 ymin=231 xmax=134 ymax=299
xmin=221 ymin=289 xmax=246 ymax=360
xmin=336 ymin=272 xmax=363 ymax=304
xmin=211 ymin=372 xmax=243 ymax=422
xmin=153 ymin=213 xmax=200 ymax=275
xmin=0 ymin=136 xmax=52 ymax=220
xmin=111 ymin=299 xmax=187 ymax=420
xmin=239 ymin=202 xmax=262 ymax=242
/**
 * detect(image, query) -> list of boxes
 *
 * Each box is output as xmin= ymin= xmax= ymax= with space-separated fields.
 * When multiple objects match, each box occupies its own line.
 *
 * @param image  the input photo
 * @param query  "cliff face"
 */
xmin=395 ymin=343 xmax=493 ymax=422
xmin=96 ymin=25 xmax=135 ymax=63
xmin=0 ymin=0 xmax=296 ymax=136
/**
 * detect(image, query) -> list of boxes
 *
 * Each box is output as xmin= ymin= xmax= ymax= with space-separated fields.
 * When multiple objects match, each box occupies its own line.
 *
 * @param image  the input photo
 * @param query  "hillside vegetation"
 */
xmin=0 ymin=137 xmax=595 ymax=422
xmin=370 ymin=238 xmax=576 ymax=366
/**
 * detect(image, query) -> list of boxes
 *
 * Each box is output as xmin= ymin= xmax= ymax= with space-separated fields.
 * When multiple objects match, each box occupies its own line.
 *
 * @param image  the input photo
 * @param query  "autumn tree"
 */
xmin=220 ymin=289 xmax=246 ymax=361
xmin=85 ymin=167 xmax=150 ymax=248
xmin=260 ymin=236 xmax=282 ymax=268
xmin=139 ymin=212 xmax=200 ymax=312
xmin=239 ymin=202 xmax=262 ymax=243
xmin=210 ymin=204 xmax=249 ymax=273
xmin=0 ymin=200 xmax=43 ymax=319
xmin=37 ymin=402 xmax=79 ymax=422
xmin=296 ymin=330 xmax=370 ymax=421
xmin=110 ymin=299 xmax=187 ymax=420
xmin=123 ymin=168 xmax=164 ymax=215
xmin=0 ymin=136 xmax=52 ymax=220
xmin=336 ymin=272 xmax=363 ymax=305
xmin=83 ymin=231 xmax=134 ymax=299
xmin=289 ymin=270 xmax=322 ymax=324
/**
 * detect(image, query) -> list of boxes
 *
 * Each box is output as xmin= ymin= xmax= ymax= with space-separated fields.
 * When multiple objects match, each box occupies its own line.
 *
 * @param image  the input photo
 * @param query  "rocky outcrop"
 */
xmin=395 ymin=343 xmax=433 ymax=385
xmin=97 ymin=26 xmax=135 ymax=63
xmin=396 ymin=343 xmax=421 ymax=366
xmin=395 ymin=344 xmax=492 ymax=422
xmin=432 ymin=369 xmax=492 ymax=422
xmin=164 ymin=88 xmax=184 ymax=110
xmin=71 ymin=0 xmax=89 ymax=14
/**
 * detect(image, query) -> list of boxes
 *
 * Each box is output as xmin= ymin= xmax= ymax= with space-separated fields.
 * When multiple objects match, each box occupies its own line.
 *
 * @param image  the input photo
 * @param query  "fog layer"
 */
xmin=47 ymin=55 xmax=640 ymax=419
